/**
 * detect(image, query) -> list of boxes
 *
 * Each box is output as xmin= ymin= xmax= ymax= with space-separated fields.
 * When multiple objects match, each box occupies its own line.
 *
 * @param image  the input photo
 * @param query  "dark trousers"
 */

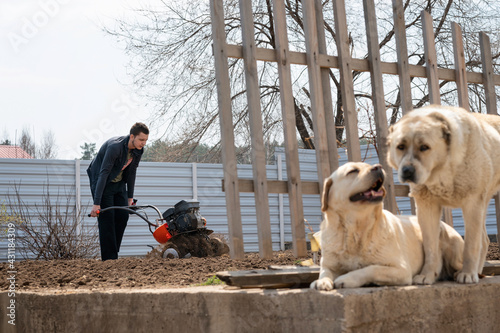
xmin=97 ymin=181 xmax=129 ymax=260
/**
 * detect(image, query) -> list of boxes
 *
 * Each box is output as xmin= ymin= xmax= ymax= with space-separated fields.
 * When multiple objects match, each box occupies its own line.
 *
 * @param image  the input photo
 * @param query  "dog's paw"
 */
xmin=333 ymin=275 xmax=362 ymax=289
xmin=455 ymin=271 xmax=479 ymax=284
xmin=412 ymin=273 xmax=436 ymax=285
xmin=310 ymin=278 xmax=334 ymax=291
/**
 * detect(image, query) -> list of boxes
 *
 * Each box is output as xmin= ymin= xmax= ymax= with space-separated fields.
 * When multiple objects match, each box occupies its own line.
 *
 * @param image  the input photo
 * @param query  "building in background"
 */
xmin=0 ymin=145 xmax=32 ymax=159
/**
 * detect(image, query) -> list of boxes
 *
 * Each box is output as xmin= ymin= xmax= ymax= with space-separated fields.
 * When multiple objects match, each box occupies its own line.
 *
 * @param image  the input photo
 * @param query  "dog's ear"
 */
xmin=321 ymin=177 xmax=333 ymax=212
xmin=429 ymin=112 xmax=451 ymax=145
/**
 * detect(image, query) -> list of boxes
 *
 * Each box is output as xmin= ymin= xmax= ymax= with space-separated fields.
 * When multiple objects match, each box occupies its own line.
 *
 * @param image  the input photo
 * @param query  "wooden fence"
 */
xmin=209 ymin=0 xmax=500 ymax=259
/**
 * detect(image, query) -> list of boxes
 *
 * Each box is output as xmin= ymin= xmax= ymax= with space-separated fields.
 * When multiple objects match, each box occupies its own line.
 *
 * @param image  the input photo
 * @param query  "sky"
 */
xmin=0 ymin=0 xmax=161 ymax=159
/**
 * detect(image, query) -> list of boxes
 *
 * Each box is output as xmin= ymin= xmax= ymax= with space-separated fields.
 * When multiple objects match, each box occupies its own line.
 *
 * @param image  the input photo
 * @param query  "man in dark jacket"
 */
xmin=87 ymin=122 xmax=149 ymax=260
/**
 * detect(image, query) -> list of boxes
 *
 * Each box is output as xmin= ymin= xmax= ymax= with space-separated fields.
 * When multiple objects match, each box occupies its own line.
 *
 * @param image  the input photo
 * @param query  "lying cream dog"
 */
xmin=310 ymin=162 xmax=464 ymax=290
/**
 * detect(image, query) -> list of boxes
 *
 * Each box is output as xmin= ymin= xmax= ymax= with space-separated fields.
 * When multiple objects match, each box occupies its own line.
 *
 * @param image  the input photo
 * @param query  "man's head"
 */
xmin=129 ymin=122 xmax=149 ymax=150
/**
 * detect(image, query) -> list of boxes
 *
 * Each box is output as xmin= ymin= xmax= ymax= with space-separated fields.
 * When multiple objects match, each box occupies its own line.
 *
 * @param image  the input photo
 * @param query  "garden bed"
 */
xmin=1 ymin=243 xmax=498 ymax=291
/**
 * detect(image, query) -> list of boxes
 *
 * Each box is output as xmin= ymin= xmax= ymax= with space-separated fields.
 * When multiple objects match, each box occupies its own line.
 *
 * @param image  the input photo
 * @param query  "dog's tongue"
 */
xmin=363 ymin=189 xmax=384 ymax=199
xmin=350 ymin=187 xmax=385 ymax=202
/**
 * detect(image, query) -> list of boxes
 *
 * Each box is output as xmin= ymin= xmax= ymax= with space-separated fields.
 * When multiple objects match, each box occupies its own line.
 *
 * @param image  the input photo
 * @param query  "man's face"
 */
xmin=130 ymin=132 xmax=148 ymax=150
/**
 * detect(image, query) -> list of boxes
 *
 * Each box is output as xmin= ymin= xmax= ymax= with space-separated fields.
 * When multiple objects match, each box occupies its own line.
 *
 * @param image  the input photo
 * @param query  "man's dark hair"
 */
xmin=130 ymin=122 xmax=149 ymax=136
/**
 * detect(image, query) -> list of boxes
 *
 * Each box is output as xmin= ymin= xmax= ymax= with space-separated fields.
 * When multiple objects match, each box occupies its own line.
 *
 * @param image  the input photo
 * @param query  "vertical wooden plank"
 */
xmin=410 ymin=198 xmax=416 ymax=215
xmin=363 ymin=0 xmax=397 ymax=213
xmin=332 ymin=0 xmax=361 ymax=162
xmin=391 ymin=0 xmax=412 ymax=213
xmin=271 ymin=0 xmax=307 ymax=257
xmin=392 ymin=0 xmax=413 ymax=115
xmin=422 ymin=10 xmax=453 ymax=226
xmin=301 ymin=0 xmax=332 ymax=185
xmin=480 ymin=32 xmax=498 ymax=115
xmin=314 ymin=0 xmax=339 ymax=171
xmin=479 ymin=31 xmax=500 ymax=242
xmin=209 ymin=0 xmax=244 ymax=259
xmin=238 ymin=0 xmax=273 ymax=259
xmin=451 ymin=22 xmax=469 ymax=111
xmin=421 ymin=10 xmax=441 ymax=104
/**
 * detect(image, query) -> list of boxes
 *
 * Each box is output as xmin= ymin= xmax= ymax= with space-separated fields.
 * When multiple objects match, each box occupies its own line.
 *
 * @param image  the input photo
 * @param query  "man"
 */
xmin=87 ymin=122 xmax=149 ymax=260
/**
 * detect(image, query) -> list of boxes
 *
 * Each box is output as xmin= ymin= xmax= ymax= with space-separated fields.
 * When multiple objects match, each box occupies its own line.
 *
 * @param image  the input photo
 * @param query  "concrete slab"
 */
xmin=2 ymin=276 xmax=499 ymax=332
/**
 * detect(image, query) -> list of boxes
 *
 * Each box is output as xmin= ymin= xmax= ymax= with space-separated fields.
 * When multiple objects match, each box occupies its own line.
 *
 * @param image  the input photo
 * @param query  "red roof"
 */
xmin=0 ymin=145 xmax=33 ymax=159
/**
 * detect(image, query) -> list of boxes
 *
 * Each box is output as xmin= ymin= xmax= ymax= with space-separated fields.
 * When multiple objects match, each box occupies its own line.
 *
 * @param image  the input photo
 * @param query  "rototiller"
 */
xmin=89 ymin=199 xmax=212 ymax=244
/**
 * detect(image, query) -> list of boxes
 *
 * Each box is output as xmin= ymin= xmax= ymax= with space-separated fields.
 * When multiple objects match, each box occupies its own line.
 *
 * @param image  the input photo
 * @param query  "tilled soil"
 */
xmin=1 ymin=242 xmax=498 ymax=292
xmin=487 ymin=241 xmax=500 ymax=260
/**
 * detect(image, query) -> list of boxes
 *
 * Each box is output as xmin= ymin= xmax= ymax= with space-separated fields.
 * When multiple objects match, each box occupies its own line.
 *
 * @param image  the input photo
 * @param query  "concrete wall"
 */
xmin=1 ymin=276 xmax=499 ymax=333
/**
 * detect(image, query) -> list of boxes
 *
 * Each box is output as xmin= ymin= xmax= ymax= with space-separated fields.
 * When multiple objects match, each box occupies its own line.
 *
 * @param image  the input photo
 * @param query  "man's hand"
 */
xmin=90 ymin=205 xmax=101 ymax=217
xmin=128 ymin=198 xmax=134 ymax=206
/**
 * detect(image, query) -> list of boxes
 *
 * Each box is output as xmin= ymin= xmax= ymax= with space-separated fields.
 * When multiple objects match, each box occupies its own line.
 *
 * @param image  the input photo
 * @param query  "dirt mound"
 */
xmin=147 ymin=233 xmax=230 ymax=258
xmin=1 ymin=243 xmax=498 ymax=292
xmin=0 ymin=250 xmax=301 ymax=291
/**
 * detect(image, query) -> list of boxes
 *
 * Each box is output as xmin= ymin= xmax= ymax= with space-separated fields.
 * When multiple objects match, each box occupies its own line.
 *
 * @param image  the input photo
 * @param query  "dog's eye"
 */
xmin=347 ymin=169 xmax=359 ymax=175
xmin=420 ymin=145 xmax=430 ymax=152
xmin=396 ymin=144 xmax=405 ymax=150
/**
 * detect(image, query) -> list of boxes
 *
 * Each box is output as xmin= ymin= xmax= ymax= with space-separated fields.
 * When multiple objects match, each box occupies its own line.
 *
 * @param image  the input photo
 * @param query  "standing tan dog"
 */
xmin=388 ymin=105 xmax=500 ymax=284
xmin=310 ymin=162 xmax=463 ymax=290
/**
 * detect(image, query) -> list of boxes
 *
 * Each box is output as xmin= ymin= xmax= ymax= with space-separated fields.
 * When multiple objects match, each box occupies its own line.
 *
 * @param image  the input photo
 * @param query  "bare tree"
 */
xmin=19 ymin=127 xmax=36 ymax=158
xmin=38 ymin=130 xmax=58 ymax=159
xmin=17 ymin=127 xmax=58 ymax=159
xmin=106 ymin=0 xmax=499 ymax=161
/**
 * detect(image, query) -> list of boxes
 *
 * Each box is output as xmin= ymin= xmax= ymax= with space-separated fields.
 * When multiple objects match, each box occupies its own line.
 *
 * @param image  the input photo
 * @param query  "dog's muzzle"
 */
xmin=401 ymin=165 xmax=416 ymax=183
xmin=349 ymin=165 xmax=385 ymax=203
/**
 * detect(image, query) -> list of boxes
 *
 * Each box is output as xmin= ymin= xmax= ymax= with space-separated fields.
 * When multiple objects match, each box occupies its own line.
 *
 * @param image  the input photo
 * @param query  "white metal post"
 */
xmin=278 ymin=154 xmax=284 ymax=251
